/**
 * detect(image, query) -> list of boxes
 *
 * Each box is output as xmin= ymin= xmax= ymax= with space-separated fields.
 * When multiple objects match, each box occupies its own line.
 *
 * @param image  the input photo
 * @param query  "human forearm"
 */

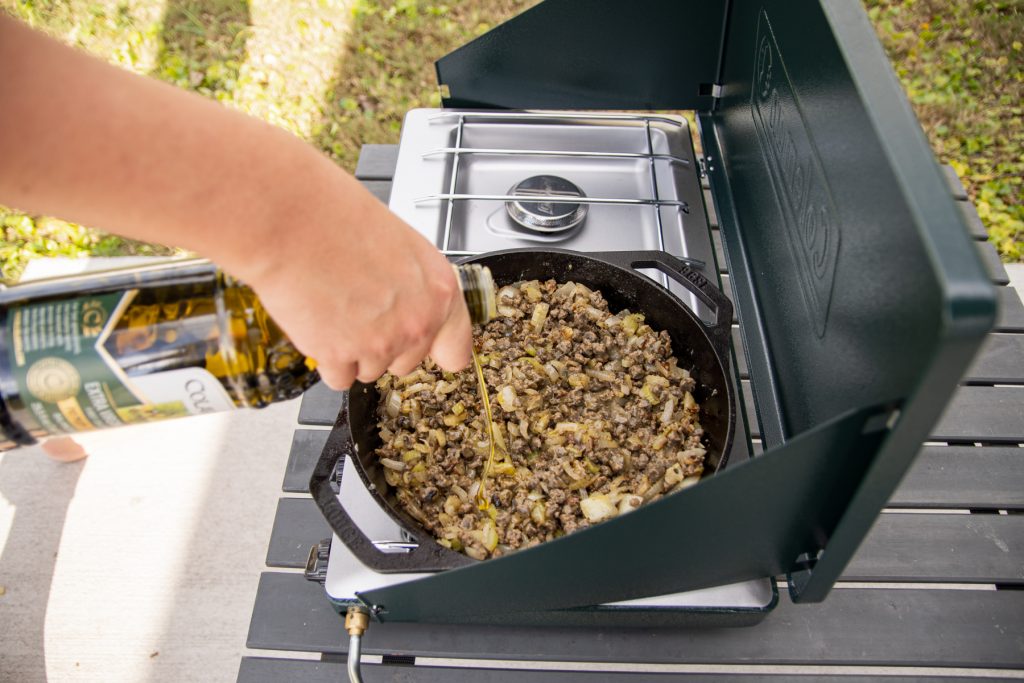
xmin=0 ymin=14 xmax=334 ymax=280
xmin=0 ymin=15 xmax=472 ymax=388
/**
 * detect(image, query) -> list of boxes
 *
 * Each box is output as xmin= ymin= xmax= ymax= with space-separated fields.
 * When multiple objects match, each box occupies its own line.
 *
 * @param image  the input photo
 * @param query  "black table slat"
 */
xmin=978 ymin=241 xmax=1010 ymax=285
xmin=932 ymin=386 xmax=1024 ymax=443
xmin=731 ymin=326 xmax=748 ymax=379
xmin=713 ymin=231 xmax=727 ymax=273
xmin=961 ymin=201 xmax=988 ymax=239
xmin=247 ymin=572 xmax=1024 ymax=667
xmin=996 ymin=287 xmax=1024 ymax=332
xmin=965 ymin=334 xmax=1024 ymax=384
xmin=842 ymin=512 xmax=1024 ymax=583
xmin=237 ymin=658 xmax=1003 ymax=683
xmin=704 ymin=187 xmax=718 ymax=228
xmin=354 ymin=144 xmax=399 ymax=180
xmin=740 ymin=380 xmax=758 ymax=438
xmin=891 ymin=446 xmax=1024 ymax=510
xmin=284 ymin=429 xmax=330 ymax=493
xmin=360 ymin=179 xmax=392 ymax=204
xmin=739 ymin=384 xmax=1024 ymax=443
xmin=267 ymin=498 xmax=331 ymax=568
xmin=298 ymin=381 xmax=344 ymax=426
xmin=944 ymin=165 xmax=969 ymax=200
xmin=720 ymin=275 xmax=739 ymax=323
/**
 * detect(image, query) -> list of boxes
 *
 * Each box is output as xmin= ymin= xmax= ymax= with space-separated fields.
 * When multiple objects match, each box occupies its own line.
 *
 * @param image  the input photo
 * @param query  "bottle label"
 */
xmin=4 ymin=291 xmax=235 ymax=435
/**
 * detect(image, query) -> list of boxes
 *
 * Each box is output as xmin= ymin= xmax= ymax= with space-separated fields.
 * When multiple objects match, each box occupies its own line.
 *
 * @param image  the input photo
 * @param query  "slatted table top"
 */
xmin=238 ymin=145 xmax=1024 ymax=682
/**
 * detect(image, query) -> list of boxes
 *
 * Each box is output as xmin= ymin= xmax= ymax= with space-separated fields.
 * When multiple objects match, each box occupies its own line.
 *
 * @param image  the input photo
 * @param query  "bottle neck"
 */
xmin=454 ymin=264 xmax=498 ymax=325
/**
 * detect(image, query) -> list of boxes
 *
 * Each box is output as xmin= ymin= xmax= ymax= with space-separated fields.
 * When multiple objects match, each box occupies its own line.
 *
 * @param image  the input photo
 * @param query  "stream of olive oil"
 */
xmin=472 ymin=347 xmax=497 ymax=510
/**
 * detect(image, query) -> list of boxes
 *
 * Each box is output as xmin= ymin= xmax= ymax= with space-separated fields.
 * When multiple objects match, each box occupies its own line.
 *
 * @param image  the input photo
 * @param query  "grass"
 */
xmin=0 ymin=0 xmax=1020 ymax=283
xmin=865 ymin=0 xmax=1023 ymax=261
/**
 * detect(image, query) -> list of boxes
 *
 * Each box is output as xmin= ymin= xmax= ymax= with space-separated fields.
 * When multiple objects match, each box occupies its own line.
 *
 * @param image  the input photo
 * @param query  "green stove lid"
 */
xmin=356 ymin=0 xmax=997 ymax=621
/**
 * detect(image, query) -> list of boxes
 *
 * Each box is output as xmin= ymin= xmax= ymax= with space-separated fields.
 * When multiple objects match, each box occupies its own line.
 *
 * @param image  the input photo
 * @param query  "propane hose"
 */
xmin=345 ymin=605 xmax=370 ymax=683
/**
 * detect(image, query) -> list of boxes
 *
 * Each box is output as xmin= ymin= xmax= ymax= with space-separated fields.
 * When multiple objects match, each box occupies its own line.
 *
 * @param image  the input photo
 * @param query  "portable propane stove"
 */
xmin=315 ymin=110 xmax=776 ymax=624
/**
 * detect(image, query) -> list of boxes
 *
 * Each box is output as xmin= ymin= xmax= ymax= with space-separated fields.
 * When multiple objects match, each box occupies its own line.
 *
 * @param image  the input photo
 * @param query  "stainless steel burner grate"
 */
xmin=413 ymin=111 xmax=695 ymax=258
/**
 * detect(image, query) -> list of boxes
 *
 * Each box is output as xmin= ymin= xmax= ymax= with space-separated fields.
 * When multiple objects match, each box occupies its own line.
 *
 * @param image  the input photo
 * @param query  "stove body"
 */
xmin=322 ymin=110 xmax=777 ymax=624
xmin=312 ymin=0 xmax=996 ymax=624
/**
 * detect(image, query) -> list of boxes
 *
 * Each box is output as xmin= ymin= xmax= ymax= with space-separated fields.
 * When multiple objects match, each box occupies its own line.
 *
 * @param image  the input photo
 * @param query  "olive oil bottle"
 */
xmin=0 ymin=259 xmax=496 ymax=451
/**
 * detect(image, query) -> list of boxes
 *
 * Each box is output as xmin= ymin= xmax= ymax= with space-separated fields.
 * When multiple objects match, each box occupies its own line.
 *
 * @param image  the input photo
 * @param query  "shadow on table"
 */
xmin=0 ymin=450 xmax=85 ymax=683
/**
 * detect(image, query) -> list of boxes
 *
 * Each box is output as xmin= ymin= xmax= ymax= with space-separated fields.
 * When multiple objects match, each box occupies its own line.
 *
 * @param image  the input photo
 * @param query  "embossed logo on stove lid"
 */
xmin=751 ymin=10 xmax=841 ymax=339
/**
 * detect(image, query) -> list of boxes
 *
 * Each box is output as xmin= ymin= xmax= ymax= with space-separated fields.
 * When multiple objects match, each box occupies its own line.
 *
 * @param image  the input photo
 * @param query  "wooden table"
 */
xmin=238 ymin=145 xmax=1024 ymax=682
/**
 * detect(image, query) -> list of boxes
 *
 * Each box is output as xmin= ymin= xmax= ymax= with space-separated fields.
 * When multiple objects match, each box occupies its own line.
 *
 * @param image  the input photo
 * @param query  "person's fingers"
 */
xmin=428 ymin=295 xmax=473 ymax=372
xmin=317 ymin=360 xmax=358 ymax=390
xmin=355 ymin=356 xmax=391 ymax=384
xmin=387 ymin=334 xmax=435 ymax=378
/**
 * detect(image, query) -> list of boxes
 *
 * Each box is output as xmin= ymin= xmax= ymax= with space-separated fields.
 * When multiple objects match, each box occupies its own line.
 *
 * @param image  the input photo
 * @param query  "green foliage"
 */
xmin=864 ymin=0 xmax=1023 ymax=261
xmin=312 ymin=0 xmax=538 ymax=170
xmin=0 ymin=209 xmax=177 ymax=283
xmin=1 ymin=0 xmax=1018 ymax=280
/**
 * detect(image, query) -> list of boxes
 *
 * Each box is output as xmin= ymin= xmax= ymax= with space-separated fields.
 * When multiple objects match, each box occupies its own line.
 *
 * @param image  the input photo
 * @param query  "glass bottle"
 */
xmin=0 ymin=259 xmax=496 ymax=451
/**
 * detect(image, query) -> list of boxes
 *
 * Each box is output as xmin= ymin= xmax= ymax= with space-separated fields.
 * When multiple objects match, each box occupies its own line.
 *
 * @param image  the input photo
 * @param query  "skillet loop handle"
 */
xmin=309 ymin=393 xmax=473 ymax=573
xmin=592 ymin=250 xmax=733 ymax=358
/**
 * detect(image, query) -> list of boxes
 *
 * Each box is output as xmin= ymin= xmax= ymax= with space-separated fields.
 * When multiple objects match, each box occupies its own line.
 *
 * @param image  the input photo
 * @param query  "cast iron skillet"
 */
xmin=311 ymin=249 xmax=735 ymax=573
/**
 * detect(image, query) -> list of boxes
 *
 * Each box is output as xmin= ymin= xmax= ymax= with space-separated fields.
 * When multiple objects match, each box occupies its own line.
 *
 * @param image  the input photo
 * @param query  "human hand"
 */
xmin=236 ymin=172 xmax=472 ymax=390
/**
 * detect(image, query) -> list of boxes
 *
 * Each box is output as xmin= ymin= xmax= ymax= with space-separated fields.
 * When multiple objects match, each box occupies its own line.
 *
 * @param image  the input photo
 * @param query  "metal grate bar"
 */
xmin=644 ymin=119 xmax=666 ymax=253
xmin=429 ymin=111 xmax=686 ymax=127
xmin=440 ymin=114 xmax=465 ymax=252
xmin=422 ymin=147 xmax=690 ymax=166
xmin=417 ymin=194 xmax=689 ymax=209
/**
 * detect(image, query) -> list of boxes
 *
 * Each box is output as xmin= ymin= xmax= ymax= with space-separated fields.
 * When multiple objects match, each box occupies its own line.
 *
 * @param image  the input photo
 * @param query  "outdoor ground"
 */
xmin=0 ymin=0 xmax=1021 ymax=283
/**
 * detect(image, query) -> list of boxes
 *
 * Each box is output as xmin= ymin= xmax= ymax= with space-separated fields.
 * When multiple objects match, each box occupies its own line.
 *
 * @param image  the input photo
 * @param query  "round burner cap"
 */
xmin=505 ymin=175 xmax=587 ymax=233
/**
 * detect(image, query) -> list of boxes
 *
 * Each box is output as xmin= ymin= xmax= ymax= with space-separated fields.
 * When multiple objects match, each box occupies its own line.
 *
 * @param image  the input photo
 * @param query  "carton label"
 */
xmin=5 ymin=291 xmax=234 ymax=435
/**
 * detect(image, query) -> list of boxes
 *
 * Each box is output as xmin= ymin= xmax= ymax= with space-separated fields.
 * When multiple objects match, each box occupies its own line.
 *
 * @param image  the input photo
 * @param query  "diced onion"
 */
xmin=661 ymin=396 xmax=677 ymax=426
xmin=531 ymin=501 xmax=547 ymax=525
xmin=530 ymin=302 xmax=550 ymax=332
xmin=480 ymin=520 xmax=499 ymax=551
xmin=498 ymin=305 xmax=521 ymax=318
xmin=618 ymin=495 xmax=642 ymax=515
xmin=683 ymin=391 xmax=697 ymax=410
xmin=664 ymin=462 xmax=684 ymax=486
xmin=580 ymin=495 xmax=617 ymax=523
xmin=497 ymin=385 xmax=518 ymax=412
xmin=678 ymin=475 xmax=701 ymax=491
xmin=554 ymin=281 xmax=577 ymax=300
xmin=385 ymin=390 xmax=401 ymax=418
xmin=542 ymin=363 xmax=559 ymax=383
xmin=586 ymin=369 xmax=617 ymax=383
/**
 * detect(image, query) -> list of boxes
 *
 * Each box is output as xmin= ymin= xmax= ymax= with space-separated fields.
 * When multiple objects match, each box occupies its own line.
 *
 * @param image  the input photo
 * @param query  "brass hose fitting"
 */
xmin=345 ymin=605 xmax=370 ymax=683
xmin=345 ymin=605 xmax=370 ymax=636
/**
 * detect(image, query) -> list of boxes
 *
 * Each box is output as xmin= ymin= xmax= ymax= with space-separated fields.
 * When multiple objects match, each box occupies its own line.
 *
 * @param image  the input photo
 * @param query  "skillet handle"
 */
xmin=309 ymin=396 xmax=473 ymax=573
xmin=590 ymin=250 xmax=733 ymax=358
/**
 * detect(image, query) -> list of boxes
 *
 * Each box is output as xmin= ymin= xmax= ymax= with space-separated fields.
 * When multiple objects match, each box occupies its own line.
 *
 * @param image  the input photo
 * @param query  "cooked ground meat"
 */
xmin=374 ymin=279 xmax=707 ymax=560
